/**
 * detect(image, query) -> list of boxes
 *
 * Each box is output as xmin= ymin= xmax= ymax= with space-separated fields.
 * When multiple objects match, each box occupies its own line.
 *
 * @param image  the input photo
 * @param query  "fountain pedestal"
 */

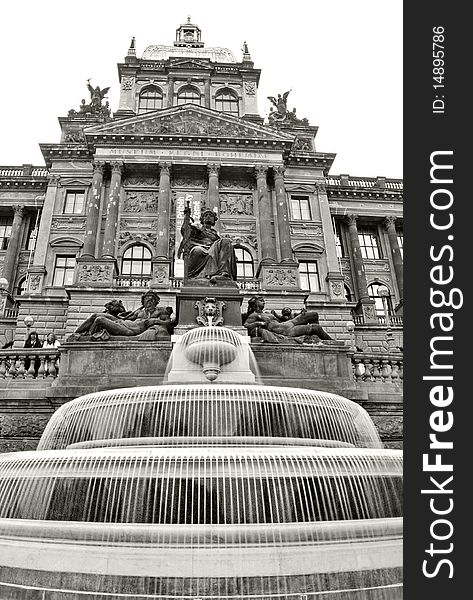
xmin=174 ymin=280 xmax=245 ymax=334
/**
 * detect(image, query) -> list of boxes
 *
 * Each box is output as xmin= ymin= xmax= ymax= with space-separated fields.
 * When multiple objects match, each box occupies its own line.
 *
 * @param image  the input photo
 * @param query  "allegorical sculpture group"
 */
xmin=70 ymin=204 xmax=332 ymax=344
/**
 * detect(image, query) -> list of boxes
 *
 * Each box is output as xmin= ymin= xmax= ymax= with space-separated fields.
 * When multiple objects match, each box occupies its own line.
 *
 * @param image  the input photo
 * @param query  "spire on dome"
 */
xmin=174 ymin=18 xmax=204 ymax=48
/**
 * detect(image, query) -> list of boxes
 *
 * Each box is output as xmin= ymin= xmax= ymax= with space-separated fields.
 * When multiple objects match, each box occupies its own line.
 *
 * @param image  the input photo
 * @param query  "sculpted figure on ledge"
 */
xmin=69 ymin=293 xmax=174 ymax=342
xmin=243 ymin=296 xmax=333 ymax=344
xmin=177 ymin=204 xmax=237 ymax=283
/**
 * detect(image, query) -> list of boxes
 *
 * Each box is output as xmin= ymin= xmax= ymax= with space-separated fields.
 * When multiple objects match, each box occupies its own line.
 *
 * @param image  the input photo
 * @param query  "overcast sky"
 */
xmin=0 ymin=0 xmax=402 ymax=178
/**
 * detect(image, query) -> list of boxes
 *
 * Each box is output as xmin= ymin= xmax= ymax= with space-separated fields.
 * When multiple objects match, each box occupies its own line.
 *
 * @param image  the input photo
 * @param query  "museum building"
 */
xmin=0 ymin=20 xmax=403 ymax=451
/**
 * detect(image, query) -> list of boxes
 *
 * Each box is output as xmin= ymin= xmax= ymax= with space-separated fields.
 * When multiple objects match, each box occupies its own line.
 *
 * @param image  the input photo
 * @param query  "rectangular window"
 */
xmin=24 ymin=211 xmax=39 ymax=251
xmin=52 ymin=256 xmax=76 ymax=287
xmin=357 ymin=226 xmax=381 ymax=259
xmin=64 ymin=191 xmax=85 ymax=214
xmin=290 ymin=195 xmax=311 ymax=220
xmin=397 ymin=229 xmax=403 ymax=259
xmin=298 ymin=260 xmax=320 ymax=292
xmin=335 ymin=222 xmax=345 ymax=258
xmin=0 ymin=216 xmax=13 ymax=250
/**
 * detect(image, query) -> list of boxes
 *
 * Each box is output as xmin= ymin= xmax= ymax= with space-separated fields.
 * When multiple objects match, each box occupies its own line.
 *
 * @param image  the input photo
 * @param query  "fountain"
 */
xmin=0 ymin=325 xmax=402 ymax=599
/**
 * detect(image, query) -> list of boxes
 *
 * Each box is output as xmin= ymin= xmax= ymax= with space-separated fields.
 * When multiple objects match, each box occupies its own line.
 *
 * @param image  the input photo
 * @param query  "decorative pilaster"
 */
xmin=255 ymin=165 xmax=276 ymax=266
xmin=2 ymin=205 xmax=25 ymax=293
xmin=207 ymin=163 xmax=220 ymax=214
xmin=101 ymin=161 xmax=124 ymax=259
xmin=273 ymin=165 xmax=293 ymax=262
xmin=82 ymin=161 xmax=105 ymax=258
xmin=345 ymin=214 xmax=376 ymax=323
xmin=384 ymin=216 xmax=403 ymax=302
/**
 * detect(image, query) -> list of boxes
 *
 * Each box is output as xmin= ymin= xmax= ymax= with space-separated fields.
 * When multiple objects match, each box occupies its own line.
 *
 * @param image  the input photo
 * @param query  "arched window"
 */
xmin=344 ymin=284 xmax=352 ymax=302
xmin=177 ymin=85 xmax=201 ymax=106
xmin=215 ymin=90 xmax=239 ymax=115
xmin=121 ymin=245 xmax=152 ymax=277
xmin=235 ymin=247 xmax=254 ymax=279
xmin=138 ymin=85 xmax=163 ymax=114
xmin=16 ymin=277 xmax=28 ymax=296
xmin=368 ymin=283 xmax=393 ymax=316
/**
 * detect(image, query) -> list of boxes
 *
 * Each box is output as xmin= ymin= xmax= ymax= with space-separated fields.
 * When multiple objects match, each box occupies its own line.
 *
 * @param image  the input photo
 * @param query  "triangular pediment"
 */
xmin=84 ymin=105 xmax=294 ymax=143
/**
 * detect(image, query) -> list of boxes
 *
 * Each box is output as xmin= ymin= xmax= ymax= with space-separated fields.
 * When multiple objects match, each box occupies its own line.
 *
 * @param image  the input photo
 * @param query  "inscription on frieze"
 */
xmin=120 ymin=218 xmax=159 ymax=230
xmin=51 ymin=217 xmax=86 ymax=231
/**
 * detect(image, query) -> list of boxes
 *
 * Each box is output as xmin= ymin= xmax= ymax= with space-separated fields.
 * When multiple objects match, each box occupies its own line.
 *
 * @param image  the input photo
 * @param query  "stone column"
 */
xmin=255 ymin=165 xmax=276 ymax=264
xmin=316 ymin=181 xmax=345 ymax=300
xmin=156 ymin=163 xmax=172 ymax=258
xmin=101 ymin=161 xmax=124 ymax=258
xmin=151 ymin=162 xmax=172 ymax=288
xmin=384 ymin=216 xmax=403 ymax=302
xmin=167 ymin=78 xmax=174 ymax=107
xmin=207 ymin=163 xmax=220 ymax=214
xmin=28 ymin=175 xmax=60 ymax=294
xmin=82 ymin=161 xmax=105 ymax=258
xmin=204 ymin=79 xmax=211 ymax=108
xmin=346 ymin=214 xmax=376 ymax=323
xmin=2 ymin=205 xmax=25 ymax=292
xmin=273 ymin=166 xmax=293 ymax=262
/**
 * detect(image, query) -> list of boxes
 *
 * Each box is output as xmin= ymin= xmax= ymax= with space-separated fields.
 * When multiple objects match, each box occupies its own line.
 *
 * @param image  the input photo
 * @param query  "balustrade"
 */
xmin=0 ymin=349 xmax=61 ymax=379
xmin=351 ymin=352 xmax=403 ymax=384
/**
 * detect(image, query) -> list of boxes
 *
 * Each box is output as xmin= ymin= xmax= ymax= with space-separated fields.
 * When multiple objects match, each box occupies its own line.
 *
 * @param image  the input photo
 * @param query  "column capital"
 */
xmin=110 ymin=161 xmax=124 ymax=175
xmin=255 ymin=165 xmax=268 ymax=178
xmin=92 ymin=160 xmax=106 ymax=175
xmin=207 ymin=163 xmax=220 ymax=176
xmin=48 ymin=174 xmax=61 ymax=187
xmin=383 ymin=215 xmax=397 ymax=230
xmin=13 ymin=204 xmax=26 ymax=218
xmin=345 ymin=213 xmax=358 ymax=226
xmin=273 ymin=165 xmax=285 ymax=179
xmin=158 ymin=162 xmax=172 ymax=175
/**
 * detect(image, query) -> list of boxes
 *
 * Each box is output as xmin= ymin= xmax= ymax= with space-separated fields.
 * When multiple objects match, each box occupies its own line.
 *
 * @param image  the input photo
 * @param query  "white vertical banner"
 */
xmin=174 ymin=191 xmax=202 ymax=278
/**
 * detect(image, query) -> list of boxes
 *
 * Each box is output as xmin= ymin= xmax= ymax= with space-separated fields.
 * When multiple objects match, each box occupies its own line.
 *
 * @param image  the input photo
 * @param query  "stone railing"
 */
xmin=351 ymin=352 xmax=403 ymax=384
xmin=169 ymin=278 xmax=261 ymax=291
xmin=113 ymin=275 xmax=151 ymax=288
xmin=0 ymin=349 xmax=61 ymax=379
xmin=1 ymin=307 xmax=19 ymax=319
xmin=325 ymin=175 xmax=403 ymax=191
xmin=353 ymin=314 xmax=403 ymax=327
xmin=0 ymin=166 xmax=49 ymax=178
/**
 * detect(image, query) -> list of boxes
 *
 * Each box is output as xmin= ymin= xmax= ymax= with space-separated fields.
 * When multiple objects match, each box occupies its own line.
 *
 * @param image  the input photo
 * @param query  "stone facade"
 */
xmin=0 ymin=21 xmax=403 ymax=451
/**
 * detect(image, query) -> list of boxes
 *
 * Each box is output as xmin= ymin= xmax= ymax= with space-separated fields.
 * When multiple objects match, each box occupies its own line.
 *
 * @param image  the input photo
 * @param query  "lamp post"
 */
xmin=345 ymin=320 xmax=357 ymax=352
xmin=24 ymin=315 xmax=34 ymax=340
xmin=378 ymin=285 xmax=395 ymax=349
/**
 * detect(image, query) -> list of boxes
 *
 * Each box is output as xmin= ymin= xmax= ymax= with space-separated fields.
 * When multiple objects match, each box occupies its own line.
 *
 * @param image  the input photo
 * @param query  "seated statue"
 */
xmin=177 ymin=205 xmax=237 ymax=283
xmin=70 ymin=293 xmax=173 ymax=342
xmin=243 ymin=296 xmax=333 ymax=344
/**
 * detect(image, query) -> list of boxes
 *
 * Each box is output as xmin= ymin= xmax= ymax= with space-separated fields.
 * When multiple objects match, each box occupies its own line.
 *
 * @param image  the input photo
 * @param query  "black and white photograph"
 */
xmin=0 ymin=1 xmax=464 ymax=599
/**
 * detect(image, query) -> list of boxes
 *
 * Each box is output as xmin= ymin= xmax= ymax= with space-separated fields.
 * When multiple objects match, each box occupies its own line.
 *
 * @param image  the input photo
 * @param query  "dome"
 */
xmin=141 ymin=44 xmax=237 ymax=63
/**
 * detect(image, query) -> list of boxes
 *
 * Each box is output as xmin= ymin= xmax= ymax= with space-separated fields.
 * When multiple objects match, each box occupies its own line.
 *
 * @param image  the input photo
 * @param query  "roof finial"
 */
xmin=187 ymin=15 xmax=191 ymax=24
xmin=127 ymin=36 xmax=136 ymax=57
xmin=242 ymin=41 xmax=252 ymax=62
